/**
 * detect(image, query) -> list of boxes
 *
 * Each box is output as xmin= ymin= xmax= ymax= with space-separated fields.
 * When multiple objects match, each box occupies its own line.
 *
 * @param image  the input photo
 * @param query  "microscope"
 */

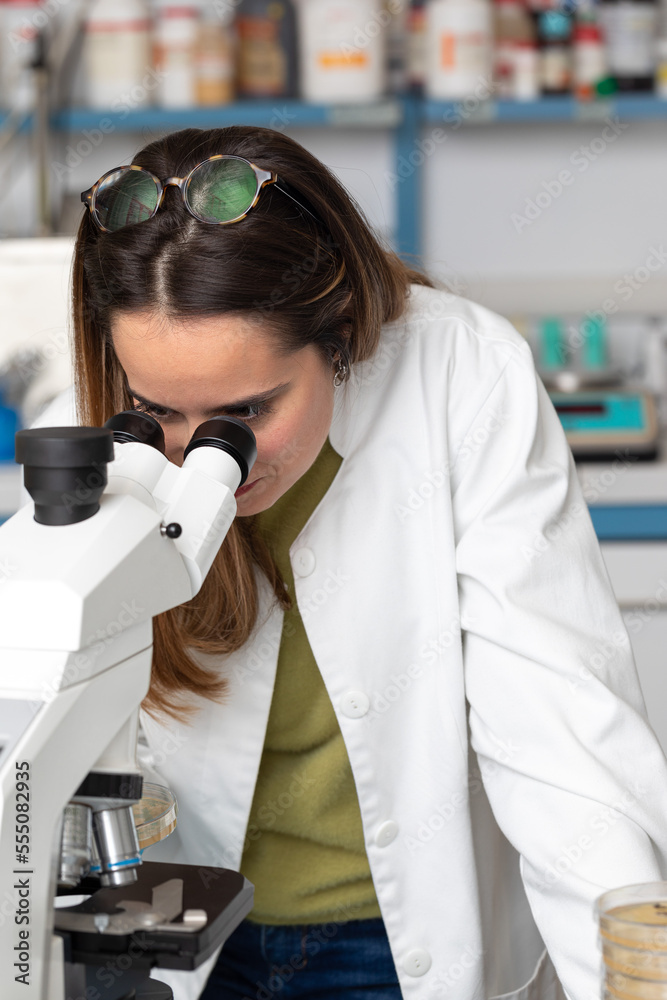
xmin=0 ymin=409 xmax=257 ymax=1000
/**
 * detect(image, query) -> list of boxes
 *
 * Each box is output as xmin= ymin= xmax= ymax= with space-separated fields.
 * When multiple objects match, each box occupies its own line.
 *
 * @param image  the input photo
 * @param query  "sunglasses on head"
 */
xmin=80 ymin=154 xmax=323 ymax=234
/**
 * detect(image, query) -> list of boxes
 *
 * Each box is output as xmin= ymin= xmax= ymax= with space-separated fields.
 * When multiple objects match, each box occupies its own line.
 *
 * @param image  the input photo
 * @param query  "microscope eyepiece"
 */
xmin=183 ymin=416 xmax=257 ymax=487
xmin=15 ymin=427 xmax=114 ymax=526
xmin=104 ymin=410 xmax=166 ymax=453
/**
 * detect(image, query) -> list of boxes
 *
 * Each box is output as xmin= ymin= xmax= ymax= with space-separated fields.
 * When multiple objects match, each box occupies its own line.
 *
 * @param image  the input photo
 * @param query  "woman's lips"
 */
xmin=235 ymin=477 xmax=262 ymax=497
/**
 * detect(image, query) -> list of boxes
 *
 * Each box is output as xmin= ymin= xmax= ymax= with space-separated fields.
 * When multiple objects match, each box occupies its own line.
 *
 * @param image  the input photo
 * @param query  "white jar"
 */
xmin=153 ymin=0 xmax=200 ymax=108
xmin=425 ymin=0 xmax=493 ymax=100
xmin=598 ymin=1 xmax=658 ymax=78
xmin=513 ymin=41 xmax=539 ymax=100
xmin=297 ymin=0 xmax=386 ymax=103
xmin=196 ymin=0 xmax=235 ymax=104
xmin=83 ymin=0 xmax=152 ymax=110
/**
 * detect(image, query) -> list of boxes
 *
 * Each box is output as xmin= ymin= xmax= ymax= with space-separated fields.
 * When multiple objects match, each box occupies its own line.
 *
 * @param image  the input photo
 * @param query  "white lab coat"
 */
xmin=37 ymin=285 xmax=667 ymax=1000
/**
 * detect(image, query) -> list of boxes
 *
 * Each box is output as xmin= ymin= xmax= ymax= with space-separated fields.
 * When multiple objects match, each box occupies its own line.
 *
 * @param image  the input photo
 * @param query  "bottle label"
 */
xmin=317 ymin=50 xmax=369 ymax=70
xmin=540 ymin=47 xmax=571 ymax=90
xmin=237 ymin=16 xmax=287 ymax=94
xmin=600 ymin=4 xmax=657 ymax=75
xmin=440 ymin=31 xmax=489 ymax=73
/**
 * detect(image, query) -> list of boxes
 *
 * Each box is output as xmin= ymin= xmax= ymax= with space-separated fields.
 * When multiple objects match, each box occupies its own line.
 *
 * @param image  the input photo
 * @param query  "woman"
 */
xmin=45 ymin=125 xmax=667 ymax=1000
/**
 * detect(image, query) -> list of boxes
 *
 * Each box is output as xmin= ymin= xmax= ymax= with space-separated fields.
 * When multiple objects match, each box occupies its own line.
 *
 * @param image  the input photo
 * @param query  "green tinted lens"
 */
xmin=186 ymin=158 xmax=259 ymax=223
xmin=94 ymin=169 xmax=160 ymax=231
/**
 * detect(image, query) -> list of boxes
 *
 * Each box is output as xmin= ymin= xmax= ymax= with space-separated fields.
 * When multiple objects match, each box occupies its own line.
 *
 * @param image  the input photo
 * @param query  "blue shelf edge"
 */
xmin=589 ymin=505 xmax=667 ymax=540
xmin=47 ymin=99 xmax=403 ymax=133
xmin=6 ymin=93 xmax=667 ymax=135
xmin=422 ymin=94 xmax=667 ymax=123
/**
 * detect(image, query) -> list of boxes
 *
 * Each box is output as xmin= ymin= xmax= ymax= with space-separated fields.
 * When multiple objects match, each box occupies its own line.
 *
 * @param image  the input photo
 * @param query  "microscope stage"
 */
xmin=54 ymin=861 xmax=253 ymax=971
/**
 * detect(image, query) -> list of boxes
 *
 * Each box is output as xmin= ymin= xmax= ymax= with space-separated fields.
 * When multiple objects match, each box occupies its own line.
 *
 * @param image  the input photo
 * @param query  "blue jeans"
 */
xmin=199 ymin=916 xmax=403 ymax=1000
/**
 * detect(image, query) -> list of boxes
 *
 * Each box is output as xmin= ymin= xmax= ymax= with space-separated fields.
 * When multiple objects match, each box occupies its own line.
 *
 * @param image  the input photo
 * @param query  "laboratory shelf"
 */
xmin=5 ymin=91 xmax=667 ymax=260
xmin=588 ymin=505 xmax=667 ymax=540
xmin=422 ymin=94 xmax=667 ymax=124
xmin=1 ymin=99 xmax=403 ymax=136
xmin=49 ymin=98 xmax=404 ymax=133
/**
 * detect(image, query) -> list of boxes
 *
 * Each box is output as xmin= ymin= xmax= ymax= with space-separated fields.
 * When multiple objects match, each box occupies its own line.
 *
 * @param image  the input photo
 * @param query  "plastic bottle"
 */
xmin=407 ymin=0 xmax=427 ymax=93
xmin=236 ymin=0 xmax=298 ymax=99
xmin=492 ymin=0 xmax=535 ymax=97
xmin=196 ymin=0 xmax=235 ymax=104
xmin=513 ymin=39 xmax=539 ymax=99
xmin=0 ymin=0 xmax=42 ymax=112
xmin=540 ymin=316 xmax=565 ymax=371
xmin=83 ymin=0 xmax=152 ymax=110
xmin=536 ymin=8 xmax=572 ymax=95
xmin=386 ymin=0 xmax=409 ymax=94
xmin=599 ymin=0 xmax=659 ymax=92
xmin=425 ymin=0 xmax=493 ymax=100
xmin=581 ymin=313 xmax=607 ymax=370
xmin=153 ymin=0 xmax=200 ymax=108
xmin=573 ymin=14 xmax=607 ymax=100
xmin=298 ymin=0 xmax=386 ymax=103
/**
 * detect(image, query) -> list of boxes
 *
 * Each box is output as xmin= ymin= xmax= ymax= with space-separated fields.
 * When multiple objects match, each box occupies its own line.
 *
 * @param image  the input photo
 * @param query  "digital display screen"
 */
xmin=555 ymin=403 xmax=605 ymax=415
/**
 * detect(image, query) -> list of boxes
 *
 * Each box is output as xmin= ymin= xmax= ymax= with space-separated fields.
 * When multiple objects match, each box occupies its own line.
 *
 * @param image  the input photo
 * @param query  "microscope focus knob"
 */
xmin=15 ymin=426 xmax=114 ymax=526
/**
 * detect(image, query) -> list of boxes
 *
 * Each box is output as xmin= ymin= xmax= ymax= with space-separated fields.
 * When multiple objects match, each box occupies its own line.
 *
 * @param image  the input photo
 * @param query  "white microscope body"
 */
xmin=0 ymin=411 xmax=257 ymax=1000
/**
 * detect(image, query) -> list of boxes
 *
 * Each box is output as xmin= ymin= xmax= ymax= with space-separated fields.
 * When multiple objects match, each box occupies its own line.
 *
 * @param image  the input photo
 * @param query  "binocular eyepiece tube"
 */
xmin=16 ymin=409 xmax=258 ymax=527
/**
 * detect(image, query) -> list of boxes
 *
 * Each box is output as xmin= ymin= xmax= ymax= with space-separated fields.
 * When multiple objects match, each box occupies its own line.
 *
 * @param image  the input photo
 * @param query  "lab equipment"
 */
xmin=536 ymin=8 xmax=572 ymax=96
xmin=572 ymin=12 xmax=607 ymax=101
xmin=83 ymin=0 xmax=152 ymax=110
xmin=153 ymin=0 xmax=199 ymax=109
xmin=599 ymin=0 xmax=659 ymax=91
xmin=0 ymin=408 xmax=257 ymax=999
xmin=425 ymin=0 xmax=493 ymax=100
xmin=539 ymin=315 xmax=567 ymax=370
xmin=550 ymin=389 xmax=659 ymax=460
xmin=581 ymin=312 xmax=607 ymax=371
xmin=196 ymin=0 xmax=235 ymax=106
xmin=236 ymin=0 xmax=298 ymax=98
xmin=298 ymin=0 xmax=386 ymax=104
xmin=597 ymin=882 xmax=667 ymax=997
xmin=133 ymin=782 xmax=178 ymax=850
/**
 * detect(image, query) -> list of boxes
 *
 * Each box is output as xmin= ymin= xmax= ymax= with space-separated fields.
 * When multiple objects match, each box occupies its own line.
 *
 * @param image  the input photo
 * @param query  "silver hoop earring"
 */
xmin=333 ymin=358 xmax=348 ymax=387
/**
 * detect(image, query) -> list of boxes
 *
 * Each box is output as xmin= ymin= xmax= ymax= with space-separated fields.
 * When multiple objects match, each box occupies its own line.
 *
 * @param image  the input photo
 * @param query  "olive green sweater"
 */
xmin=240 ymin=436 xmax=382 ymax=925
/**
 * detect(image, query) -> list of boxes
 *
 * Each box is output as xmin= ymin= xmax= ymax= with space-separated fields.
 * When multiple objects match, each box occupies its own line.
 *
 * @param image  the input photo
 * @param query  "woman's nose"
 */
xmin=165 ymin=419 xmax=204 ymax=466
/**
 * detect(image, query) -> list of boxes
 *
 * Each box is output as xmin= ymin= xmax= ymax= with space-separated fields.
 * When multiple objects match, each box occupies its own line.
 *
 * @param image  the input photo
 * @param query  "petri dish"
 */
xmin=132 ymin=783 xmax=178 ymax=850
xmin=597 ymin=884 xmax=667 ymax=997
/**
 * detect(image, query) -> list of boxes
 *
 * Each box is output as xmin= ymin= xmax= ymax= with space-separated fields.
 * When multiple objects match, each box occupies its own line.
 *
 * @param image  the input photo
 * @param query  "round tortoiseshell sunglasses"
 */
xmin=80 ymin=154 xmax=322 ymax=233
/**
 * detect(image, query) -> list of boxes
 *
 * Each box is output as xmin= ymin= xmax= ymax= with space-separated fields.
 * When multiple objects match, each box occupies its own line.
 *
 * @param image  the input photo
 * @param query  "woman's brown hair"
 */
xmin=72 ymin=125 xmax=432 ymax=719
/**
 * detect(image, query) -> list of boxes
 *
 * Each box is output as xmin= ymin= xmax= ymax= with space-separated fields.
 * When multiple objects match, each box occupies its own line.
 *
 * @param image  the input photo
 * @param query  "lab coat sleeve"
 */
xmin=136 ymin=715 xmax=171 ymax=789
xmin=453 ymin=338 xmax=667 ymax=1000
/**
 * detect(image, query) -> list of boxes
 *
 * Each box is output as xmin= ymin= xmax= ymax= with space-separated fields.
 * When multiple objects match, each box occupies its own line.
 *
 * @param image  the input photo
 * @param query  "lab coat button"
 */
xmin=293 ymin=547 xmax=316 ymax=577
xmin=339 ymin=690 xmax=370 ymax=718
xmin=402 ymin=948 xmax=432 ymax=977
xmin=375 ymin=821 xmax=398 ymax=846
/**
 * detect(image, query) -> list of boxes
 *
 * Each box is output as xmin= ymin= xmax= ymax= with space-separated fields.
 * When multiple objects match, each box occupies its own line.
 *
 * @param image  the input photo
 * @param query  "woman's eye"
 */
xmin=229 ymin=401 xmax=274 ymax=422
xmin=132 ymin=400 xmax=174 ymax=420
xmin=130 ymin=399 xmax=274 ymax=422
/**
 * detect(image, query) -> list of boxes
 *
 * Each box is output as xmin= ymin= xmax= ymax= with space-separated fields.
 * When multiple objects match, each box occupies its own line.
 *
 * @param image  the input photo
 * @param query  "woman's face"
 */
xmin=110 ymin=311 xmax=337 ymax=515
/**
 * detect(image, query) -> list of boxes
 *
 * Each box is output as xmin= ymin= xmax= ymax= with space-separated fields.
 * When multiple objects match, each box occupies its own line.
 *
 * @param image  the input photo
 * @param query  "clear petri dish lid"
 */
xmin=598 ymin=884 xmax=667 ymax=952
xmin=132 ymin=782 xmax=178 ymax=850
